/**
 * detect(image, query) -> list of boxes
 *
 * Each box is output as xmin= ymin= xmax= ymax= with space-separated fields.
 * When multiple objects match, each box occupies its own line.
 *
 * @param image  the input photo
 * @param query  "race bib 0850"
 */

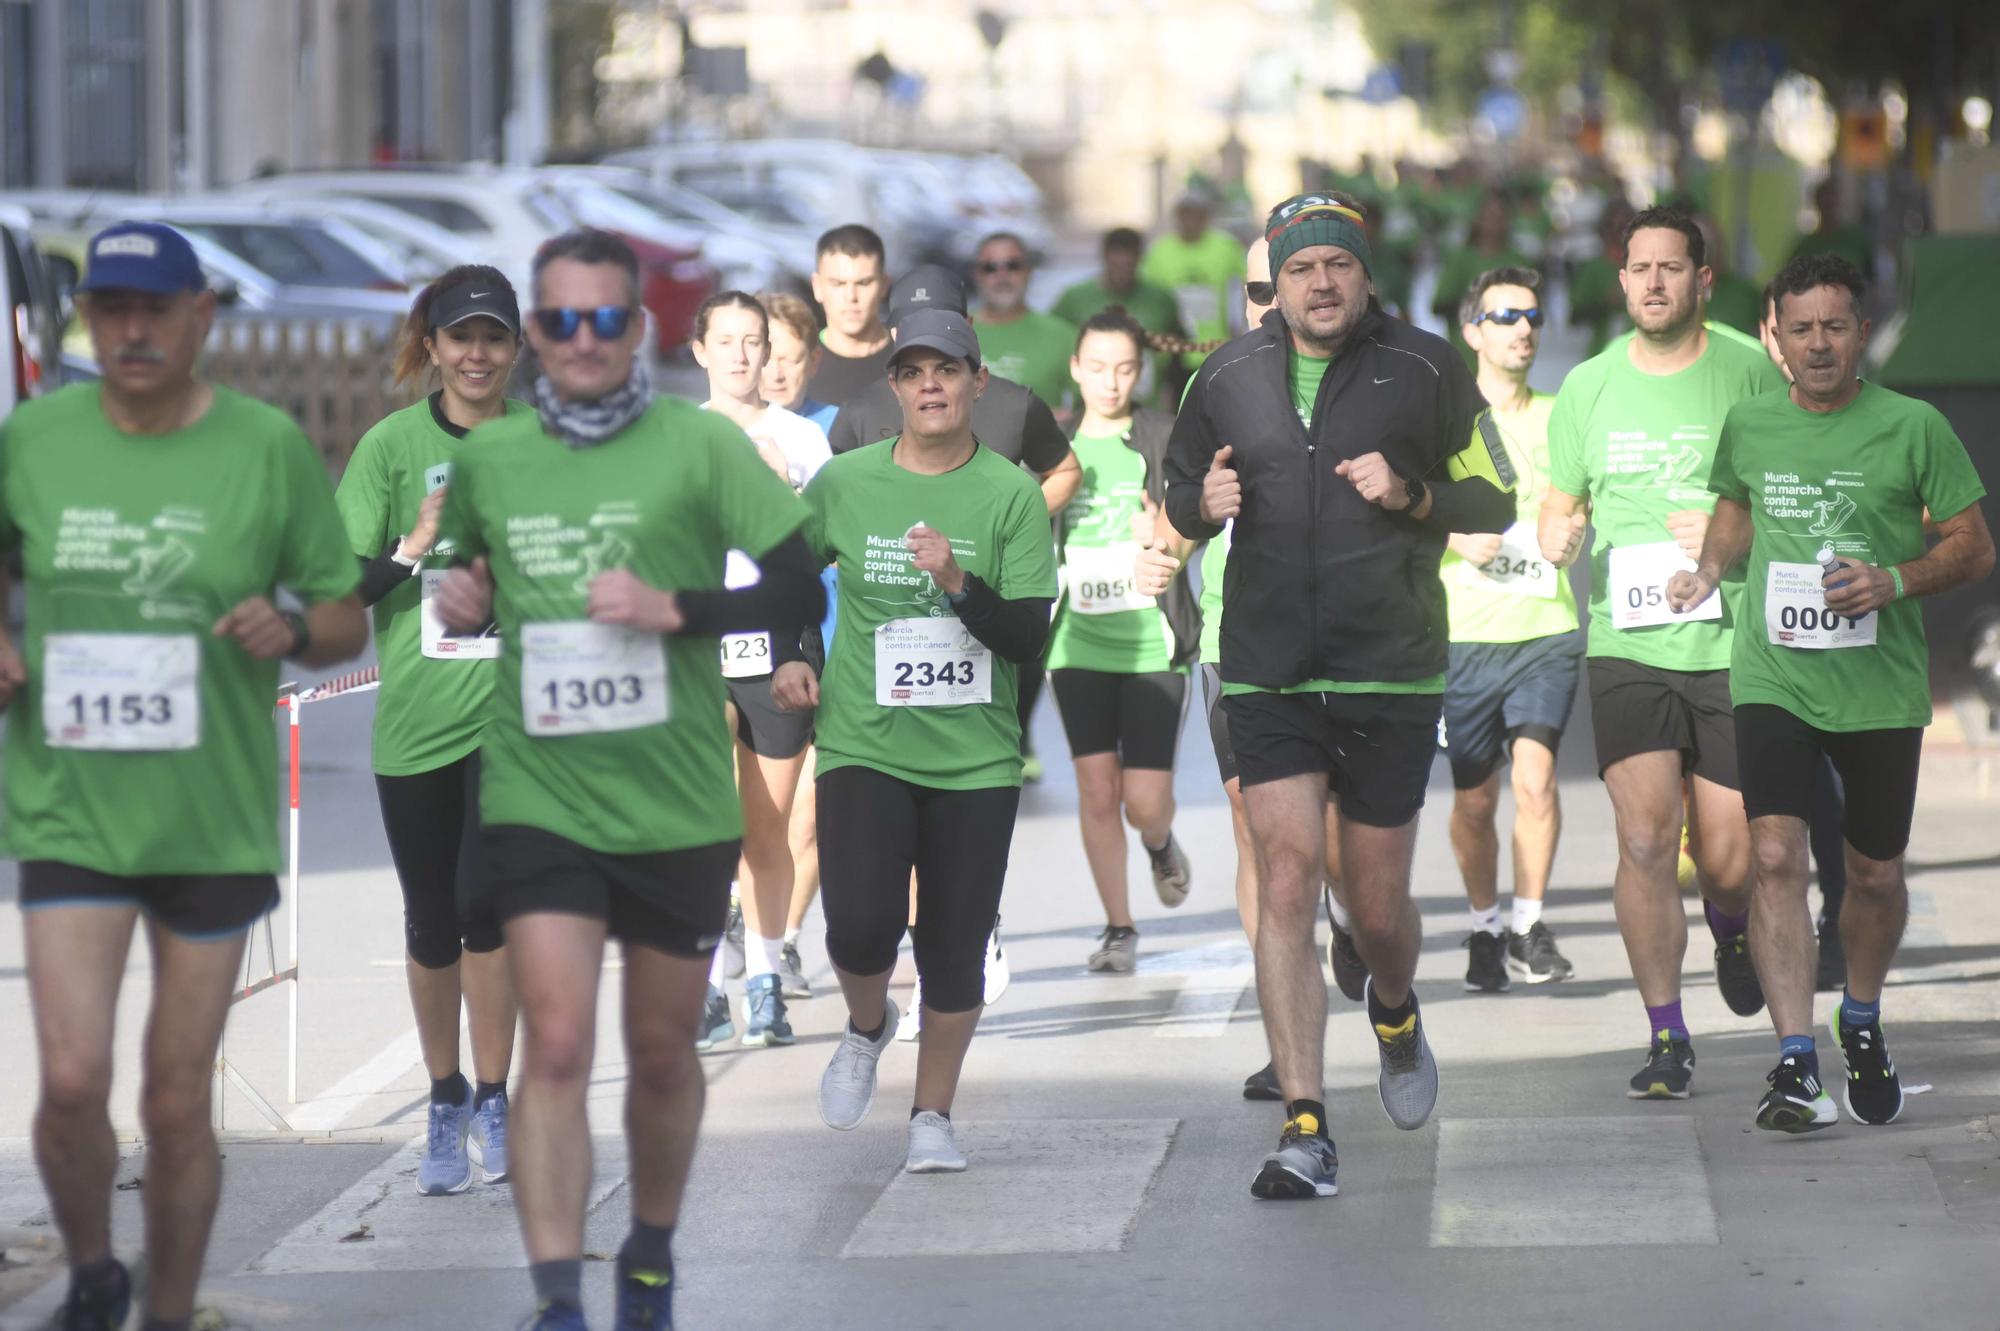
xmin=1065 ymin=542 xmax=1152 ymax=616
xmin=43 ymin=632 xmax=200 ymax=751
xmin=875 ymin=617 xmax=991 ymax=707
xmin=1609 ymin=541 xmax=1720 ymax=629
xmin=520 ymin=621 xmax=669 ymax=736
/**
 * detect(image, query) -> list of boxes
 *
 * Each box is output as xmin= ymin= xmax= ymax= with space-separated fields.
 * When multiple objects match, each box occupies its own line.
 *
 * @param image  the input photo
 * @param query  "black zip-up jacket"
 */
xmin=1163 ymin=304 xmax=1514 ymax=688
xmin=1063 ymin=407 xmax=1201 ymax=669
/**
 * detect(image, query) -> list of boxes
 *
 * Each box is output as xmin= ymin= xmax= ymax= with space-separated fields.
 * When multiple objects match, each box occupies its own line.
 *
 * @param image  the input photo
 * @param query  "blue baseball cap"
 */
xmin=78 ymin=222 xmax=206 ymax=295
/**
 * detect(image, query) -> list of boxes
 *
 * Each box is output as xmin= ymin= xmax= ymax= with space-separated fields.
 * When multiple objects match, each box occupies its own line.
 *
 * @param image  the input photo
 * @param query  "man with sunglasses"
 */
xmin=1166 ymin=194 xmax=1514 ymax=1201
xmin=970 ymin=232 xmax=1078 ymax=417
xmin=1537 ymin=205 xmax=1787 ymax=1103
xmin=433 ymin=228 xmax=824 ymax=1331
xmin=1439 ymin=268 xmax=1582 ymax=993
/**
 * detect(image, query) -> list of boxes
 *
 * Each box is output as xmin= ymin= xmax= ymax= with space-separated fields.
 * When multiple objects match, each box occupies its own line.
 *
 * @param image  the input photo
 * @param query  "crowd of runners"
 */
xmin=1 ymin=185 xmax=1989 ymax=1328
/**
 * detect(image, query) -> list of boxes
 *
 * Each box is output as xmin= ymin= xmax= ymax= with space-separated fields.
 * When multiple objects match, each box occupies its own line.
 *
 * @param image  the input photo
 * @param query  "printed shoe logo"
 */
xmin=571 ymin=531 xmax=633 ymax=596
xmin=121 ymin=535 xmax=196 ymax=602
xmin=1809 ymin=491 xmax=1858 ymax=538
xmin=1657 ymin=443 xmax=1704 ymax=486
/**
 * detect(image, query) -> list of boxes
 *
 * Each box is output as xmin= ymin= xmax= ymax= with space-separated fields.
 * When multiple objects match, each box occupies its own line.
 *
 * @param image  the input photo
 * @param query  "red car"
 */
xmin=613 ymin=230 xmax=715 ymax=358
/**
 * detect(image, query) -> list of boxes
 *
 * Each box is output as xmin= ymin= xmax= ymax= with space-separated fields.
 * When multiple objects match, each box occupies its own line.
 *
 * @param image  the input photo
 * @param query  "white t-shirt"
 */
xmin=705 ymin=400 xmax=831 ymax=590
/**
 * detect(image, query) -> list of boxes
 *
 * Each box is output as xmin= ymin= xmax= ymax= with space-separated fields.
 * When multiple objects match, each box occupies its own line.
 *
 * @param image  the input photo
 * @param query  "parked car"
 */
xmin=0 ymin=203 xmax=64 ymax=417
xmin=576 ymin=166 xmax=818 ymax=291
xmin=535 ymin=165 xmax=800 ymax=295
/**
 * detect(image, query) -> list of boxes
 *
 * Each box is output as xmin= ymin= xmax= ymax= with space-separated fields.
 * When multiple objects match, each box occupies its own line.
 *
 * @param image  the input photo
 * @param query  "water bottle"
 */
xmin=1817 ymin=546 xmax=1845 ymax=599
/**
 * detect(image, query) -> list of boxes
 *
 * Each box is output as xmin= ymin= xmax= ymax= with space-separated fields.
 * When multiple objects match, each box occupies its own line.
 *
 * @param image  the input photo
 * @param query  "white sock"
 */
xmin=707 ymin=944 xmax=729 ymax=990
xmin=1511 ymin=897 xmax=1544 ymax=935
xmin=1470 ymin=904 xmax=1504 ymax=936
xmin=782 ymin=926 xmax=801 ymax=946
xmin=747 ymin=934 xmax=781 ymax=980
xmin=1324 ymin=886 xmax=1352 ymax=931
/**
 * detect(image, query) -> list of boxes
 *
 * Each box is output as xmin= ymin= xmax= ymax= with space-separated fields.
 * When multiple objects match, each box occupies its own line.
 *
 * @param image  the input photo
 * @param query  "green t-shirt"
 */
xmin=1440 ymin=392 xmax=1580 ymax=644
xmin=1141 ymin=229 xmax=1245 ymax=367
xmin=0 ymin=385 xmax=360 ymax=876
xmin=1709 ymin=382 xmax=1986 ymax=731
xmin=1048 ymin=430 xmax=1177 ymax=675
xmin=1197 ymin=525 xmax=1229 ymax=665
xmin=804 ymin=439 xmax=1059 ymax=789
xmin=1051 ymin=278 xmax=1182 ymax=338
xmin=336 ymin=396 xmax=533 ymax=776
xmin=975 ymin=311 xmax=1078 ymax=414
xmin=438 ymin=398 xmax=806 ymax=854
xmin=1549 ymin=333 xmax=1789 ymax=671
xmin=1707 ymin=273 xmax=1764 ymax=337
xmin=1291 ymin=348 xmax=1330 ymax=427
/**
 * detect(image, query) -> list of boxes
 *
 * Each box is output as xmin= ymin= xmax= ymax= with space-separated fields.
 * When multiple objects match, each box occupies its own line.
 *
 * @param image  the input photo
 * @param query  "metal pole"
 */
xmin=288 ymin=692 xmax=301 ymax=1105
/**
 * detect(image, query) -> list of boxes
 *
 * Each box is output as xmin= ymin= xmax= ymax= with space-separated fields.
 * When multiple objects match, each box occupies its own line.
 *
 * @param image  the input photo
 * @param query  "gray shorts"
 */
xmin=1440 ymin=631 xmax=1583 ymax=789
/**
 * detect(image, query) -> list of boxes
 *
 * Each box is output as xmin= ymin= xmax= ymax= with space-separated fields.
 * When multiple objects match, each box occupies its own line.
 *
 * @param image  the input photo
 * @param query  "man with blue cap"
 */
xmin=1164 ymin=192 xmax=1516 ymax=1202
xmin=0 ymin=221 xmax=366 ymax=1329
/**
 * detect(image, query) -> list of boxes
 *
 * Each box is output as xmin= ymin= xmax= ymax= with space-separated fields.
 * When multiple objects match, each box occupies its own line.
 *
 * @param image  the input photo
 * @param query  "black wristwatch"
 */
xmin=1402 ymin=475 xmax=1428 ymax=511
xmin=281 ymin=610 xmax=311 ymax=658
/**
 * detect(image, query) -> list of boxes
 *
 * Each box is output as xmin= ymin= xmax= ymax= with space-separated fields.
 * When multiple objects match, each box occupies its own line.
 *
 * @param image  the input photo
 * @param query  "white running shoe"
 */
xmin=819 ymin=997 xmax=900 ymax=1131
xmin=983 ymin=918 xmax=1011 ymax=1006
xmin=905 ymin=1110 xmax=967 ymax=1173
xmin=895 ymin=975 xmax=922 ymax=1042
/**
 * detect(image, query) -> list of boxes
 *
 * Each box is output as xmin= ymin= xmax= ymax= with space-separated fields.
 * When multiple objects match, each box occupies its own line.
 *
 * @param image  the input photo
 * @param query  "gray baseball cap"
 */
xmin=888 ymin=307 xmax=980 ymax=368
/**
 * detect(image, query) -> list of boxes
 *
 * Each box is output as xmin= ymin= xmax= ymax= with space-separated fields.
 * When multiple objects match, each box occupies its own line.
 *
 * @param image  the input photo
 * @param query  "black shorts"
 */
xmin=1735 ymin=704 xmax=1923 ymax=861
xmin=1049 ymin=668 xmax=1190 ymax=769
xmin=1441 ymin=631 xmax=1584 ymax=789
xmin=1201 ymin=664 xmax=1237 ymax=786
xmin=477 ymin=825 xmax=739 ymax=958
xmin=727 ymin=675 xmax=814 ymax=760
xmin=19 ymin=862 xmax=277 ymax=940
xmin=1587 ymin=658 xmax=1738 ymax=789
xmin=1221 ymin=688 xmax=1443 ymax=828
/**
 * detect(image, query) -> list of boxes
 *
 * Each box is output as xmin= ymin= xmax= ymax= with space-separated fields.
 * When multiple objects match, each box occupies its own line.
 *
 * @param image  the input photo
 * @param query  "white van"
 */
xmin=0 ymin=203 xmax=64 ymax=420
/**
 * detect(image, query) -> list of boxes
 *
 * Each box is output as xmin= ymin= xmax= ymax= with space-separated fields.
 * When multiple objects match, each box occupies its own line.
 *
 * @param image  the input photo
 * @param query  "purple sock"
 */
xmin=1645 ymin=1000 xmax=1688 ymax=1041
xmin=1703 ymin=899 xmax=1749 ymax=942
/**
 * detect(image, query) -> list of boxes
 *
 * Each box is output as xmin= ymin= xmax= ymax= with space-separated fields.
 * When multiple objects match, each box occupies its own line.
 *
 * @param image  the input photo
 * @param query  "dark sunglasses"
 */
xmin=976 ymin=258 xmax=1027 ymax=275
xmin=1246 ymin=280 xmax=1275 ymax=306
xmin=1472 ymin=307 xmax=1544 ymax=328
xmin=532 ymin=305 xmax=637 ymax=341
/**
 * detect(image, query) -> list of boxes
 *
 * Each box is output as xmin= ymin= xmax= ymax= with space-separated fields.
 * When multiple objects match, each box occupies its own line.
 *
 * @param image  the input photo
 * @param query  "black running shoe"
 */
xmin=1627 ymin=1030 xmax=1695 ymax=1100
xmin=1814 ymin=919 xmax=1846 ymax=993
xmin=1324 ymin=885 xmax=1368 ymax=1002
xmin=1713 ymin=932 xmax=1766 ymax=1016
xmin=1831 ymin=1008 xmax=1903 ymax=1125
xmin=1756 ymin=1055 xmax=1838 ymax=1133
xmin=1507 ymin=921 xmax=1575 ymax=983
xmin=1242 ymin=1061 xmax=1282 ymax=1101
xmin=56 ymin=1259 xmax=131 ymax=1331
xmin=1250 ymin=1115 xmax=1339 ymax=1199
xmin=1464 ymin=931 xmax=1511 ymax=992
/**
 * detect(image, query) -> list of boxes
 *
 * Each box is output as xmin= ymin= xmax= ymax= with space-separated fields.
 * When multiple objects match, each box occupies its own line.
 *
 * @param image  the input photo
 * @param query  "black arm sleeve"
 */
xmin=1412 ymin=474 xmax=1516 ymax=534
xmin=1163 ymin=375 xmax=1225 ymax=542
xmin=675 ymin=531 xmax=827 ymax=636
xmin=827 ymin=402 xmax=863 ymax=455
xmin=358 ymin=546 xmax=416 ymax=607
xmin=952 ymin=573 xmax=1052 ymax=665
xmin=1017 ymin=391 xmax=1071 ymax=475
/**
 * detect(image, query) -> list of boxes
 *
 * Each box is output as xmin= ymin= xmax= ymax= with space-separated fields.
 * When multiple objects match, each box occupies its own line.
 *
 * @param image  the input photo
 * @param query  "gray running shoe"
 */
xmin=1507 ymin=921 xmax=1575 ymax=983
xmin=1147 ymin=832 xmax=1192 ymax=907
xmin=820 ymin=997 xmax=900 ymax=1131
xmin=905 ymin=1110 xmax=967 ymax=1173
xmin=1368 ymin=980 xmax=1439 ymax=1131
xmin=469 ymin=1088 xmax=509 ymax=1183
xmin=742 ymin=973 xmax=796 ymax=1047
xmin=1250 ymin=1117 xmax=1339 ymax=1199
xmin=1086 ymin=924 xmax=1139 ymax=973
xmin=778 ymin=939 xmax=812 ymax=999
xmin=695 ymin=985 xmax=735 ymax=1052
xmin=416 ymin=1084 xmax=475 ymax=1195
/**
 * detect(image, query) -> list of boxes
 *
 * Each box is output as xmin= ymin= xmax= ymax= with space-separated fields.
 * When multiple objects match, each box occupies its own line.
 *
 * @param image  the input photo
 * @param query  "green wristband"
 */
xmin=1890 ymin=565 xmax=1905 ymax=600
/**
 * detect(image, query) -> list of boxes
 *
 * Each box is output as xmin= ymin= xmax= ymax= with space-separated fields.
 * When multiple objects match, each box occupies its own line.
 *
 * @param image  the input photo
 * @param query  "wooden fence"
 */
xmin=204 ymin=319 xmax=418 ymax=478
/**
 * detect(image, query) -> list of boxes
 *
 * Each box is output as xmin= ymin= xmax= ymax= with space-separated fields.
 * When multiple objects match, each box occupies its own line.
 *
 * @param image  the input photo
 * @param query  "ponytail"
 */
xmin=392 ymin=264 xmax=517 ymax=389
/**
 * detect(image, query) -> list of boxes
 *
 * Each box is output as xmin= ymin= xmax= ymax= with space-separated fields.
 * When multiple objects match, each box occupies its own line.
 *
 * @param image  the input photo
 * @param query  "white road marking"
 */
xmin=286 ymin=1027 xmax=424 ymax=1133
xmin=1136 ymin=939 xmax=1254 ymax=1037
xmin=1430 ymin=1117 xmax=1718 ymax=1247
xmin=842 ymin=1118 xmax=1178 ymax=1259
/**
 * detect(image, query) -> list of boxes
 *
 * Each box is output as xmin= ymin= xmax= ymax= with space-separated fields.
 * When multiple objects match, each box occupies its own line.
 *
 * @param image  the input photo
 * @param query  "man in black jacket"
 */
xmin=1165 ymin=193 xmax=1514 ymax=1202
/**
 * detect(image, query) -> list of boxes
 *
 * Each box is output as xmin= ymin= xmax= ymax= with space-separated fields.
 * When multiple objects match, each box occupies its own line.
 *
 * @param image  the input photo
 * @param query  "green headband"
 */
xmin=1265 ymin=194 xmax=1372 ymax=278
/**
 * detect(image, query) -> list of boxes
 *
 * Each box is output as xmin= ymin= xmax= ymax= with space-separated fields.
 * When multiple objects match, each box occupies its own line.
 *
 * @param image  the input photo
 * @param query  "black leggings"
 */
xmin=816 ymin=765 xmax=1021 ymax=1013
xmin=375 ymin=751 xmax=502 ymax=969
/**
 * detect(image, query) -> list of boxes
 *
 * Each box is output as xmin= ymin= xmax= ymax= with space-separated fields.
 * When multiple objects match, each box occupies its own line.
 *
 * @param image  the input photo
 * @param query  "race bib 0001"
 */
xmin=43 ymin=632 xmax=200 ymax=751
xmin=1608 ymin=541 xmax=1720 ymax=629
xmin=520 ymin=621 xmax=669 ymax=736
xmin=420 ymin=569 xmax=501 ymax=660
xmin=1765 ymin=561 xmax=1876 ymax=649
xmin=1065 ymin=541 xmax=1152 ymax=616
xmin=875 ymin=617 xmax=991 ymax=707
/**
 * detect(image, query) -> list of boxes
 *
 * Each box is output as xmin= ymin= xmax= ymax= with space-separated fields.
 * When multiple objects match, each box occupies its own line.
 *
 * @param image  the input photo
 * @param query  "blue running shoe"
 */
xmin=519 ymin=1302 xmax=589 ymax=1330
xmin=694 ymin=985 xmax=734 ymax=1052
xmin=416 ymin=1083 xmax=474 ymax=1195
xmin=614 ymin=1267 xmax=675 ymax=1330
xmin=741 ymin=973 xmax=795 ymax=1048
xmin=470 ymin=1087 xmax=509 ymax=1183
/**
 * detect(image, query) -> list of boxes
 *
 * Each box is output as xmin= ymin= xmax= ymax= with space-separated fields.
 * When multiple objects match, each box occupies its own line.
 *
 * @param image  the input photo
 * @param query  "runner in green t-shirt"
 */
xmin=1539 ymin=205 xmax=1789 ymax=1104
xmin=1141 ymin=192 xmax=1245 ymax=388
xmin=1439 ymin=265 xmax=1584 ymax=994
xmin=431 ymin=230 xmax=821 ymax=1331
xmin=335 ymin=266 xmax=530 ymax=1197
xmin=770 ymin=307 xmax=1057 ymax=1174
xmin=1051 ymin=227 xmax=1186 ymax=406
xmin=1668 ymin=253 xmax=1994 ymax=1135
xmin=969 ymin=232 xmax=1077 ymax=415
xmin=1047 ymin=309 xmax=1197 ymax=975
xmin=0 ymin=222 xmax=366 ymax=1330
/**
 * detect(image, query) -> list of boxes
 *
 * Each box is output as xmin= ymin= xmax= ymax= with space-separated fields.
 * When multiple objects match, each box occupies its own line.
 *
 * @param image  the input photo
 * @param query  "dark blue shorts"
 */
xmin=1440 ymin=631 xmax=1584 ymax=789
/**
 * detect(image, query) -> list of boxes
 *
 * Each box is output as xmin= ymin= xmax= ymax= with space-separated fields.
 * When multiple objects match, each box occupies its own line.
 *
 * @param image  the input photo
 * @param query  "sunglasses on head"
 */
xmin=1246 ymin=280 xmax=1275 ymax=305
xmin=1472 ymin=307 xmax=1543 ymax=328
xmin=532 ymin=305 xmax=637 ymax=341
xmin=976 ymin=258 xmax=1027 ymax=275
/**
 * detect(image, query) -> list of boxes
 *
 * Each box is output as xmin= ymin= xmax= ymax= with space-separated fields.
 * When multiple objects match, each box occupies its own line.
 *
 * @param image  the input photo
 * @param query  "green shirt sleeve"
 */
xmin=997 ymin=481 xmax=1060 ymax=600
xmin=276 ymin=426 xmax=364 ymax=605
xmin=438 ymin=452 xmax=486 ymax=562
xmin=1708 ymin=403 xmax=1750 ymax=505
xmin=1914 ymin=403 xmax=1988 ymax=524
xmin=708 ymin=414 xmax=808 ymax=559
xmin=1547 ymin=383 xmax=1587 ymax=499
xmin=334 ymin=420 xmax=393 ymax=559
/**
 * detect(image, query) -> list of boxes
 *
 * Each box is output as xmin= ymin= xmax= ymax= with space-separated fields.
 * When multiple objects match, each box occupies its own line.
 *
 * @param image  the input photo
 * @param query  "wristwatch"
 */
xmin=1402 ymin=475 xmax=1428 ymax=510
xmin=281 ymin=610 xmax=311 ymax=658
